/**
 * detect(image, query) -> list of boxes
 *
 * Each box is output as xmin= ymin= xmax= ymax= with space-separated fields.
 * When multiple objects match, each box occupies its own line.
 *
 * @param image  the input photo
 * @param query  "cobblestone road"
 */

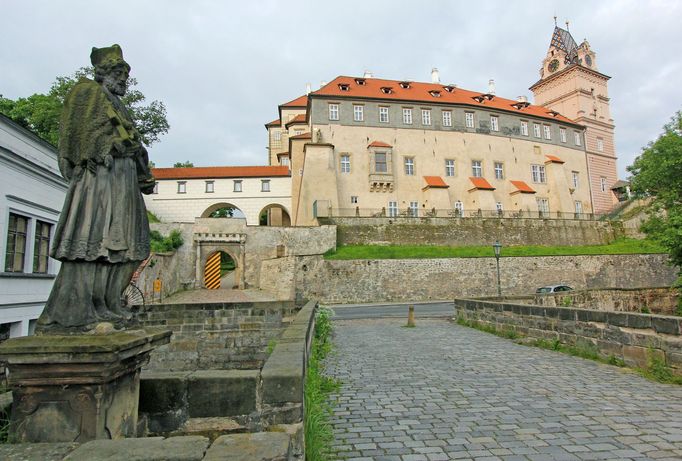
xmin=324 ymin=318 xmax=682 ymax=461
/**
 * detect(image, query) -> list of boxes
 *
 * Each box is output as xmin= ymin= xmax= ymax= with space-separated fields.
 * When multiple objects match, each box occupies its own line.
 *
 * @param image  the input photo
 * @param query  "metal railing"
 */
xmin=322 ymin=207 xmax=606 ymax=221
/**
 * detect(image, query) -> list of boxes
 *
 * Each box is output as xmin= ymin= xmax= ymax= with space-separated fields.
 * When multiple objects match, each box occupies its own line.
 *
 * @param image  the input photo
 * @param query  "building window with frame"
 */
xmin=597 ymin=137 xmax=604 ymax=152
xmin=153 ymin=182 xmax=159 ymax=194
xmin=261 ymin=180 xmax=271 ymax=192
xmin=408 ymin=201 xmax=419 ymax=217
xmin=279 ymin=155 xmax=290 ymax=166
xmin=536 ymin=197 xmax=550 ymax=216
xmin=177 ymin=181 xmax=186 ymax=194
xmin=574 ymin=131 xmax=582 ymax=146
xmin=543 ymin=125 xmax=551 ymax=140
xmin=351 ymin=196 xmax=358 ymax=204
xmin=328 ymin=104 xmax=339 ymax=121
xmin=233 ymin=180 xmax=243 ymax=192
xmin=374 ymin=152 xmax=388 ymax=173
xmin=353 ymin=105 xmax=364 ymax=122
xmin=520 ymin=120 xmax=529 ymax=136
xmin=388 ymin=201 xmax=398 ymax=217
xmin=5 ymin=213 xmax=28 ymax=273
xmin=294 ymin=129 xmax=303 ymax=136
xmin=442 ymin=110 xmax=452 ymax=127
xmin=533 ymin=123 xmax=541 ymax=138
xmin=531 ymin=164 xmax=546 ymax=183
xmin=445 ymin=159 xmax=455 ymax=177
xmin=490 ymin=115 xmax=499 ymax=132
xmin=421 ymin=109 xmax=431 ymax=126
xmin=574 ymin=201 xmax=583 ymax=215
xmin=205 ymin=181 xmax=214 ymax=193
xmin=496 ymin=202 xmax=503 ymax=214
xmin=600 ymin=176 xmax=607 ymax=192
xmin=472 ymin=160 xmax=482 ymax=178
xmin=494 ymin=162 xmax=504 ymax=180
xmin=273 ymin=131 xmax=282 ymax=142
xmin=465 ymin=112 xmax=475 ymax=128
xmin=454 ymin=200 xmax=464 ymax=216
xmin=340 ymin=154 xmax=351 ymax=173
xmin=33 ymin=220 xmax=52 ymax=274
xmin=379 ymin=106 xmax=389 ymax=123
xmin=404 ymin=157 xmax=415 ymax=176
xmin=560 ymin=127 xmax=567 ymax=143
xmin=402 ymin=108 xmax=412 ymax=125
xmin=572 ymin=171 xmax=580 ymax=189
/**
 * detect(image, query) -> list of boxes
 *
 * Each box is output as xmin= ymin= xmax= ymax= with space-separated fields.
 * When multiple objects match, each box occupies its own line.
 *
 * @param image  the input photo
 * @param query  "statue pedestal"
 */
xmin=0 ymin=327 xmax=171 ymax=443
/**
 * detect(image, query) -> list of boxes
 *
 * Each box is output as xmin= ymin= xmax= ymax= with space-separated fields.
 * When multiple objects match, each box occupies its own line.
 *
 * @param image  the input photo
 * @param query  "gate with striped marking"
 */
xmin=204 ymin=251 xmax=222 ymax=289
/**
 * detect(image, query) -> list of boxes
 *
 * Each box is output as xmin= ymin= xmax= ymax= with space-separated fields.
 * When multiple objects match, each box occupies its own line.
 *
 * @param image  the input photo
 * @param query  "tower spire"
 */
xmin=554 ymin=16 xmax=557 ymax=27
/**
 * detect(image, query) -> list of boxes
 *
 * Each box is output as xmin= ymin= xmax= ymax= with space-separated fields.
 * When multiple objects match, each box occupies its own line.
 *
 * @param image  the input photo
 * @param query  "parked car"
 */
xmin=536 ymin=284 xmax=573 ymax=294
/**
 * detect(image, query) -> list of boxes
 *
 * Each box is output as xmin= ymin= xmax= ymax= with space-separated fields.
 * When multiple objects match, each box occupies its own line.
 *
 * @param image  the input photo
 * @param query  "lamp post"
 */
xmin=493 ymin=240 xmax=502 ymax=297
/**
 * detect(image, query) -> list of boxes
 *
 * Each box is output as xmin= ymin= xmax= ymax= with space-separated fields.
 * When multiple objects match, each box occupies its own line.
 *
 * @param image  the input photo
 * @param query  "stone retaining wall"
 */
xmin=454 ymin=298 xmax=682 ymax=374
xmin=295 ymin=254 xmax=677 ymax=304
xmin=324 ymin=217 xmax=624 ymax=247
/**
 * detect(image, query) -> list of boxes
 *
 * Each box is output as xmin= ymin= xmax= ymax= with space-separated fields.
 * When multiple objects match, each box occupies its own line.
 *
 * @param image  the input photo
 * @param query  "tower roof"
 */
xmin=550 ymin=26 xmax=579 ymax=64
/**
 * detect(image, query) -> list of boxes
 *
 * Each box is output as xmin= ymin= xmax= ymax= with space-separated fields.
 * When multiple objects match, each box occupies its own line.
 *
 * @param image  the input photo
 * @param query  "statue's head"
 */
xmin=90 ymin=44 xmax=131 ymax=96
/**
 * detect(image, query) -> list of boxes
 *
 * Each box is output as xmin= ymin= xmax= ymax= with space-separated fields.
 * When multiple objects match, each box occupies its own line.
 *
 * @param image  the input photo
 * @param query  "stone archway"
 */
xmin=200 ymin=202 xmax=246 ymax=219
xmin=258 ymin=204 xmax=291 ymax=227
xmin=203 ymin=250 xmax=237 ymax=289
xmin=195 ymin=232 xmax=246 ymax=290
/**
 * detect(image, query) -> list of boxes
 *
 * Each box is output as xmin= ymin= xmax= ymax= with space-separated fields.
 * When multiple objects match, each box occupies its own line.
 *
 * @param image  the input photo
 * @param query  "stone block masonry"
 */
xmin=295 ymin=253 xmax=677 ymax=304
xmin=454 ymin=298 xmax=682 ymax=374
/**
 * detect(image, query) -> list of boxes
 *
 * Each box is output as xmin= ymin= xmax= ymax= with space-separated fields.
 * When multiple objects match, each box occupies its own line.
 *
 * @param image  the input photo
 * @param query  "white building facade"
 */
xmin=0 ymin=114 xmax=67 ymax=339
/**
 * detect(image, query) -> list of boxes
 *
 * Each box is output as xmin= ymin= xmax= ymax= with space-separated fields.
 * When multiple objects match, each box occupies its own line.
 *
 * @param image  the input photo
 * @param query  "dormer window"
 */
xmin=399 ymin=81 xmax=411 ymax=89
xmin=472 ymin=96 xmax=485 ymax=103
xmin=512 ymin=101 xmax=531 ymax=110
xmin=429 ymin=90 xmax=441 ymax=98
xmin=443 ymin=85 xmax=456 ymax=93
xmin=354 ymin=78 xmax=366 ymax=85
xmin=380 ymin=87 xmax=394 ymax=94
xmin=548 ymin=110 xmax=560 ymax=117
xmin=338 ymin=83 xmax=350 ymax=91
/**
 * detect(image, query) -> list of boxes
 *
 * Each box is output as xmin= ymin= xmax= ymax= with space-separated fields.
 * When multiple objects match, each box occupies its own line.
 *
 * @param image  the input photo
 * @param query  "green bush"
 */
xmin=150 ymin=229 xmax=184 ymax=253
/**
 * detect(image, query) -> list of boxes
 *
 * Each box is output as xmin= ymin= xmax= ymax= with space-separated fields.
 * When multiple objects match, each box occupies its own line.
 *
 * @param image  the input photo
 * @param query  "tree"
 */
xmin=627 ymin=110 xmax=682 ymax=289
xmin=0 ymin=67 xmax=169 ymax=146
xmin=209 ymin=207 xmax=235 ymax=218
xmin=173 ymin=161 xmax=194 ymax=168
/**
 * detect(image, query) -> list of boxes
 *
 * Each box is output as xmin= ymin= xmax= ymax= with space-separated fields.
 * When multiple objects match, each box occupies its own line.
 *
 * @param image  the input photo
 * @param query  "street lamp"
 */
xmin=492 ymin=240 xmax=502 ymax=297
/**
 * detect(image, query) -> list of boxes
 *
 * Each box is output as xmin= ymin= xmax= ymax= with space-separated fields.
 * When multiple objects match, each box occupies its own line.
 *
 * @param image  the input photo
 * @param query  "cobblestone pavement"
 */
xmin=324 ymin=318 xmax=682 ymax=461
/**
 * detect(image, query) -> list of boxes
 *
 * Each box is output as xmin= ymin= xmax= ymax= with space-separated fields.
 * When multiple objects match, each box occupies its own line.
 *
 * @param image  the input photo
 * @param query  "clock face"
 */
xmin=548 ymin=59 xmax=560 ymax=73
xmin=584 ymin=55 xmax=593 ymax=67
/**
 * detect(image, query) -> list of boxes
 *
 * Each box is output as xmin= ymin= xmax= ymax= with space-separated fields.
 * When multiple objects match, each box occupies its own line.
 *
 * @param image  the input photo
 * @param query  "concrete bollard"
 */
xmin=407 ymin=305 xmax=416 ymax=327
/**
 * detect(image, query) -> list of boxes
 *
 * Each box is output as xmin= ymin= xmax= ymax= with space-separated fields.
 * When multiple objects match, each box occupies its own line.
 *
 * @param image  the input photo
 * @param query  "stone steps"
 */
xmin=171 ymin=417 xmax=247 ymax=441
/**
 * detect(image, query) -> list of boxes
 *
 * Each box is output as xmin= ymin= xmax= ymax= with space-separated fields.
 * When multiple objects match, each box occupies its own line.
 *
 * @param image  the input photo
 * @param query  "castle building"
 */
xmin=530 ymin=25 xmax=618 ymax=214
xmin=265 ymin=24 xmax=618 ymax=225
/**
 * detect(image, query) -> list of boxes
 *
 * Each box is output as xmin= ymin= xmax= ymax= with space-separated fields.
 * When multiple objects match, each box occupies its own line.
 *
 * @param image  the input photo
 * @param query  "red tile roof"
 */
xmin=468 ymin=177 xmax=495 ymax=190
xmin=313 ymin=76 xmax=578 ymax=125
xmin=152 ymin=166 xmax=290 ymax=180
xmin=545 ymin=154 xmax=565 ymax=164
xmin=281 ymin=95 xmax=308 ymax=108
xmin=368 ymin=141 xmax=392 ymax=148
xmin=423 ymin=176 xmax=449 ymax=188
xmin=285 ymin=114 xmax=308 ymax=128
xmin=265 ymin=118 xmax=280 ymax=128
xmin=510 ymin=180 xmax=536 ymax=194
xmin=289 ymin=132 xmax=312 ymax=140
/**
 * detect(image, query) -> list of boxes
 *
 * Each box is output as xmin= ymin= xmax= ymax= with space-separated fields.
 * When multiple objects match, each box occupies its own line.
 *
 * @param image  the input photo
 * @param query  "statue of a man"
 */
xmin=37 ymin=44 xmax=155 ymax=333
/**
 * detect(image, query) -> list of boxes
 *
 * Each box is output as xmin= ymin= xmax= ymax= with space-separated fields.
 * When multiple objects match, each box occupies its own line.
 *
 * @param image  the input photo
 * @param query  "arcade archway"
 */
xmin=201 ymin=202 xmax=246 ymax=219
xmin=258 ymin=204 xmax=291 ymax=227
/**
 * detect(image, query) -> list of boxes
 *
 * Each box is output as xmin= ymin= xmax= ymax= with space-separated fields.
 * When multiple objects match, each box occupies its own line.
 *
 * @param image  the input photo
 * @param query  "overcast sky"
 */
xmin=3 ymin=0 xmax=681 ymax=178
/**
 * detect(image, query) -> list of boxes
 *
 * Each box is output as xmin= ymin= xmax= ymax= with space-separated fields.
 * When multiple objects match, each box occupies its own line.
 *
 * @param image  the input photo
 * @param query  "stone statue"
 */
xmin=37 ymin=45 xmax=155 ymax=333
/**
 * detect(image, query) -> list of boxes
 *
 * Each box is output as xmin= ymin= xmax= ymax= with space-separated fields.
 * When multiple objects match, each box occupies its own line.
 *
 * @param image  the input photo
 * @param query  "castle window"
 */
xmin=421 ymin=109 xmax=431 ymax=126
xmin=354 ymin=78 xmax=366 ymax=85
xmin=351 ymin=196 xmax=358 ymax=204
xmin=442 ymin=110 xmax=452 ymax=127
xmin=388 ymin=201 xmax=398 ymax=217
xmin=399 ymin=81 xmax=411 ymax=89
xmin=429 ymin=90 xmax=441 ymax=98
xmin=279 ymin=155 xmax=290 ymax=166
xmin=328 ymin=104 xmax=339 ymax=121
xmin=490 ymin=115 xmax=499 ymax=132
xmin=340 ymin=154 xmax=351 ymax=173
xmin=575 ymin=201 xmax=583 ymax=215
xmin=574 ymin=131 xmax=582 ymax=146
xmin=380 ymin=87 xmax=393 ymax=94
xmin=465 ymin=112 xmax=475 ymax=128
xmin=33 ymin=220 xmax=52 ymax=274
xmin=597 ymin=137 xmax=604 ymax=152
xmin=261 ymin=180 xmax=271 ymax=192
xmin=531 ymin=164 xmax=546 ymax=183
xmin=403 ymin=108 xmax=412 ymax=125
xmin=445 ymin=159 xmax=455 ymax=177
xmin=205 ymin=181 xmax=214 ymax=193
xmin=233 ymin=180 xmax=242 ymax=192
xmin=443 ymin=85 xmax=456 ymax=93
xmin=560 ymin=127 xmax=567 ymax=143
xmin=600 ymin=177 xmax=607 ymax=192
xmin=404 ymin=157 xmax=415 ymax=176
xmin=520 ymin=121 xmax=529 ymax=136
xmin=543 ymin=125 xmax=551 ymax=140
xmin=353 ymin=105 xmax=364 ymax=122
xmin=408 ymin=201 xmax=419 ymax=217
xmin=494 ymin=162 xmax=504 ymax=180
xmin=379 ymin=107 xmax=389 ymax=123
xmin=472 ymin=160 xmax=482 ymax=178
xmin=496 ymin=202 xmax=503 ymax=214
xmin=536 ymin=197 xmax=550 ymax=216
xmin=338 ymin=83 xmax=350 ymax=91
xmin=533 ymin=123 xmax=541 ymax=138
xmin=177 ymin=181 xmax=186 ymax=194
xmin=5 ymin=213 xmax=28 ymax=272
xmin=273 ymin=131 xmax=282 ymax=142
xmin=374 ymin=153 xmax=388 ymax=173
xmin=454 ymin=200 xmax=464 ymax=215
xmin=572 ymin=171 xmax=580 ymax=189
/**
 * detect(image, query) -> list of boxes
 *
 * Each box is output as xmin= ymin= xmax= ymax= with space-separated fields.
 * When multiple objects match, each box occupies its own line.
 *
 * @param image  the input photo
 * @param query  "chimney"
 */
xmin=305 ymin=83 xmax=312 ymax=95
xmin=431 ymin=68 xmax=440 ymax=84
xmin=488 ymin=79 xmax=496 ymax=95
xmin=363 ymin=70 xmax=374 ymax=78
xmin=517 ymin=95 xmax=528 ymax=103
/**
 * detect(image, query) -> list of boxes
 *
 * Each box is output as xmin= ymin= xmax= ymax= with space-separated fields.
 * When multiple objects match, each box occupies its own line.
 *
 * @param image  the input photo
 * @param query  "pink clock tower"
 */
xmin=530 ymin=23 xmax=618 ymax=214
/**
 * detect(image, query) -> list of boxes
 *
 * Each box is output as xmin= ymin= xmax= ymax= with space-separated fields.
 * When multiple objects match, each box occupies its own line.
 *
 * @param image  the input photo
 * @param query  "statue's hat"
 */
xmin=90 ymin=44 xmax=129 ymax=69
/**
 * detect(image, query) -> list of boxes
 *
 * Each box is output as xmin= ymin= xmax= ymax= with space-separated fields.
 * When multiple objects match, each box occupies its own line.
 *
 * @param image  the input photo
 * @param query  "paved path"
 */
xmin=324 ymin=318 xmax=682 ymax=461
xmin=331 ymin=302 xmax=454 ymax=320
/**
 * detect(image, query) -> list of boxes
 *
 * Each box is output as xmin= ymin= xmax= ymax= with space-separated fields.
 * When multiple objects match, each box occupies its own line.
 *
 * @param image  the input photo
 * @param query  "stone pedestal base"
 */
xmin=0 ymin=327 xmax=171 ymax=443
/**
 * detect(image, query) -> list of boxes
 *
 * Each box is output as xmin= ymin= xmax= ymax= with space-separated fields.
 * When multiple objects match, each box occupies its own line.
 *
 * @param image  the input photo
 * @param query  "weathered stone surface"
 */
xmin=623 ymin=345 xmax=665 ymax=368
xmin=0 ymin=442 xmax=78 ymax=461
xmin=187 ymin=370 xmax=259 ymax=417
xmin=64 ymin=436 xmax=209 ymax=461
xmin=203 ymin=432 xmax=291 ymax=461
xmin=140 ymin=371 xmax=191 ymax=433
xmin=531 ymin=287 xmax=679 ymax=315
xmin=173 ymin=417 xmax=246 ymax=440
